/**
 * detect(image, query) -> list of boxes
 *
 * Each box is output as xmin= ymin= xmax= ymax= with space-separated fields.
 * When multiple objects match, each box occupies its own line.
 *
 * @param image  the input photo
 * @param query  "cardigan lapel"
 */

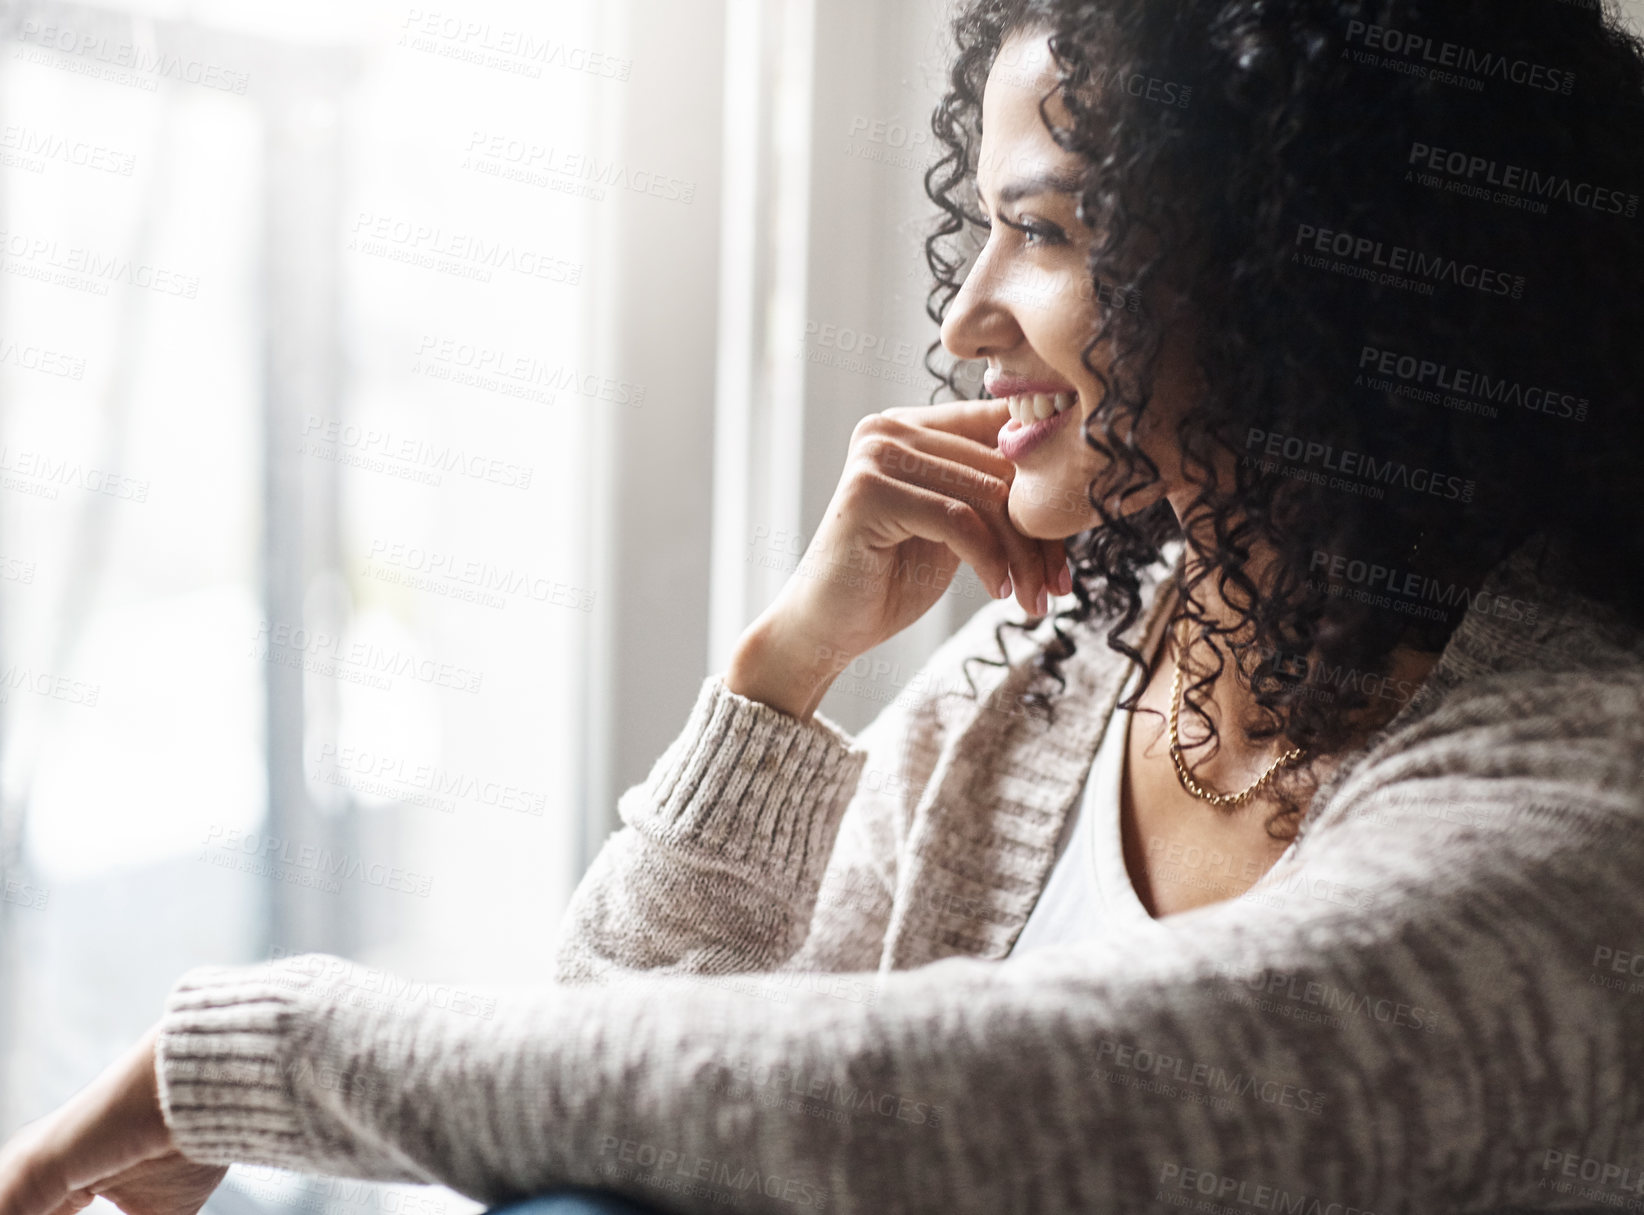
xmin=877 ymin=526 xmax=1632 ymax=970
xmin=880 ymin=549 xmax=1184 ymax=969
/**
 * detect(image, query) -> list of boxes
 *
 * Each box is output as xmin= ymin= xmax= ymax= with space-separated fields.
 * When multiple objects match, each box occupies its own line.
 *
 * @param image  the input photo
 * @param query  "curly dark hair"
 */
xmin=920 ymin=0 xmax=1644 ymax=841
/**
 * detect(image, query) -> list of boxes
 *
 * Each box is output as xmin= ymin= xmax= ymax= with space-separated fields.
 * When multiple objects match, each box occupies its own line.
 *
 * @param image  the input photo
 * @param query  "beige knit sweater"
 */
xmin=154 ymin=532 xmax=1644 ymax=1215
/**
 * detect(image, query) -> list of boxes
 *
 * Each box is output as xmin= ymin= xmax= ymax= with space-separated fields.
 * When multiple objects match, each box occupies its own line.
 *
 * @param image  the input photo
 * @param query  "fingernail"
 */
xmin=996 ymin=576 xmax=1013 ymax=600
xmin=1058 ymin=561 xmax=1073 ymax=595
xmin=1035 ymin=586 xmax=1049 ymax=616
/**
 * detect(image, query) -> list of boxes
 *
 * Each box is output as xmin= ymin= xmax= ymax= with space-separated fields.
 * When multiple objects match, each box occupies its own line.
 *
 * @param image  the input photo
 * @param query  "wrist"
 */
xmin=724 ymin=613 xmax=845 ymax=723
xmin=131 ymin=1022 xmax=174 ymax=1156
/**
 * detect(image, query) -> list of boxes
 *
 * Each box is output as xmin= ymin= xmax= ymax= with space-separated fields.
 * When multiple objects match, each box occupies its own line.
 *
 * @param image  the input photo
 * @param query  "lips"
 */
xmin=997 ymin=393 xmax=1078 ymax=462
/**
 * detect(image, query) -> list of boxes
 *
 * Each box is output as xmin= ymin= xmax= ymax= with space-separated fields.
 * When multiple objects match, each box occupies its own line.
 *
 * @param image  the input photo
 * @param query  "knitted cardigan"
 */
xmin=153 ymin=531 xmax=1644 ymax=1215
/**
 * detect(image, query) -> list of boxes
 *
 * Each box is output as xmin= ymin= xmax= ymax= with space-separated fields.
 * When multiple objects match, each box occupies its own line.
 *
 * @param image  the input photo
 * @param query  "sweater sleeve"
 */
xmin=551 ymin=594 xmax=1018 ymax=985
xmin=546 ymin=671 xmax=875 ymax=984
xmin=153 ymin=670 xmax=1644 ymax=1214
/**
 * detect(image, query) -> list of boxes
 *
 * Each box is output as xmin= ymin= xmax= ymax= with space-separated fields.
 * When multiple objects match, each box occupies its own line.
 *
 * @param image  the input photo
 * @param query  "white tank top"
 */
xmin=1006 ymin=625 xmax=1300 ymax=957
xmin=1007 ymin=656 xmax=1163 ymax=955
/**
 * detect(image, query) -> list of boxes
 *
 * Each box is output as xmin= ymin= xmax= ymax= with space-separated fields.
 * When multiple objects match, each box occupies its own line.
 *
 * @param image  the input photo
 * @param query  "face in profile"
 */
xmin=940 ymin=25 xmax=1190 ymax=541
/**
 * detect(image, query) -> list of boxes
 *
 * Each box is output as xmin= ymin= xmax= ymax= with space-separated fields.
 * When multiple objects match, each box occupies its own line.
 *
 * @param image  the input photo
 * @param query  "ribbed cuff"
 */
xmin=154 ymin=957 xmax=326 ymax=1167
xmin=623 ymin=673 xmax=871 ymax=887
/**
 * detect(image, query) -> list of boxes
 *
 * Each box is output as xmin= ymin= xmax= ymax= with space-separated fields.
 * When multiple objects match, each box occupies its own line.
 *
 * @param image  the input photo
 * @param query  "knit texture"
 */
xmin=154 ymin=532 xmax=1644 ymax=1214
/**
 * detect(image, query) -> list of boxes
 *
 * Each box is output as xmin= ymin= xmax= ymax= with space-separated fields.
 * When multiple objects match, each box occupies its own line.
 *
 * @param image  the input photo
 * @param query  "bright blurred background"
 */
xmin=0 ymin=0 xmax=983 ymax=1213
xmin=4 ymin=1 xmax=1642 ymax=1213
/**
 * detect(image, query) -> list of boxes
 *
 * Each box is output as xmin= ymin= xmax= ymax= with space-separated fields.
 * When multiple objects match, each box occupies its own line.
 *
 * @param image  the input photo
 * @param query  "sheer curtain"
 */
xmin=0 ymin=4 xmax=616 ymax=1213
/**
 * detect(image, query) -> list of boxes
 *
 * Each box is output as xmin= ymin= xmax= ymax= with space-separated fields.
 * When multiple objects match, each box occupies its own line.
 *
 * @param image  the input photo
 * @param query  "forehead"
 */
xmin=979 ymin=27 xmax=1080 ymax=191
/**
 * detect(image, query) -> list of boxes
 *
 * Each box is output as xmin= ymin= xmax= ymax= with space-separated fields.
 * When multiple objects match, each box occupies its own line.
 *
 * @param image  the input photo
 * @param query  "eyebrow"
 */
xmin=977 ymin=168 xmax=1084 ymax=209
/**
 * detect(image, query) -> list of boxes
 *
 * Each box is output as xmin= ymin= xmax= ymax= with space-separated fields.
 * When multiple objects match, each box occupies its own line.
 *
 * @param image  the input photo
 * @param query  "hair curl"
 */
xmin=920 ymin=0 xmax=1644 ymax=841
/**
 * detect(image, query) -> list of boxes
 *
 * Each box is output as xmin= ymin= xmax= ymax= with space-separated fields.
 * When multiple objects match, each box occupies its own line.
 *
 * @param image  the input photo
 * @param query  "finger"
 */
xmin=45 ymin=1188 xmax=97 ymax=1215
xmin=860 ymin=444 xmax=1048 ymax=611
xmin=855 ymin=471 xmax=1012 ymax=598
xmin=1041 ymin=537 xmax=1072 ymax=598
xmin=861 ymin=436 xmax=1012 ymax=514
xmin=870 ymin=414 xmax=1072 ymax=610
xmin=880 ymin=398 xmax=1012 ymax=448
xmin=865 ymin=413 xmax=1018 ymax=482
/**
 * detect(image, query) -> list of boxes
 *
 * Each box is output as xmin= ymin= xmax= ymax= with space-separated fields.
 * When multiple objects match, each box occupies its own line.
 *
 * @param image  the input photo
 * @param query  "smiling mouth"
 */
xmin=997 ymin=392 xmax=1080 ymax=462
xmin=1003 ymin=392 xmax=1077 ymax=425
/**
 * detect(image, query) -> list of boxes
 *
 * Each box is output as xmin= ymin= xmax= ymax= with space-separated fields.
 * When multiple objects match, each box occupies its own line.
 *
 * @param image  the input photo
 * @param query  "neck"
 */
xmin=1162 ymin=534 xmax=1442 ymax=765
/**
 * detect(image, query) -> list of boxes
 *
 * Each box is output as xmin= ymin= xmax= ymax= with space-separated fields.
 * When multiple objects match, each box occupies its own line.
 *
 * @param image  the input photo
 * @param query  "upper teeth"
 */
xmin=1007 ymin=392 xmax=1075 ymax=425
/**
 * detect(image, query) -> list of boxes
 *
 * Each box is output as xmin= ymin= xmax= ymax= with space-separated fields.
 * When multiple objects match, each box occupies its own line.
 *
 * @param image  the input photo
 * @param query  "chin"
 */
xmin=1007 ymin=474 xmax=1096 ymax=541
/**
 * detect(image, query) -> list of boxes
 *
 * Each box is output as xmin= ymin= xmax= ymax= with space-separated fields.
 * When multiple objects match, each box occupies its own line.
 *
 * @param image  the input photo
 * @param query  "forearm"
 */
xmin=154 ymin=896 xmax=1556 ymax=1215
xmin=723 ymin=610 xmax=847 ymax=724
xmin=156 ymin=689 xmax=1644 ymax=1215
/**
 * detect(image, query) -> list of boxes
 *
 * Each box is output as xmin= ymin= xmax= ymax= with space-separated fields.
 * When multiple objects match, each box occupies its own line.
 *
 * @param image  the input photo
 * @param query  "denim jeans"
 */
xmin=484 ymin=1188 xmax=675 ymax=1215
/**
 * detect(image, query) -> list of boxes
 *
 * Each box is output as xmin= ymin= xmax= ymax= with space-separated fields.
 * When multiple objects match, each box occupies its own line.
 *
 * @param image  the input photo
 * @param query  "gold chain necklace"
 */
xmin=1166 ymin=622 xmax=1305 ymax=808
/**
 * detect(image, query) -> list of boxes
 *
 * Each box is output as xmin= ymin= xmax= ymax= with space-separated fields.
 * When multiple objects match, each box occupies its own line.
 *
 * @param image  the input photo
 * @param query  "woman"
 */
xmin=4 ymin=1 xmax=1644 ymax=1213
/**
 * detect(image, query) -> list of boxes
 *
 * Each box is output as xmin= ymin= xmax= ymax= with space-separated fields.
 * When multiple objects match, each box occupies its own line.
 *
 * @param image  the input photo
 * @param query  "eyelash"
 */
xmin=976 ymin=210 xmax=1067 ymax=248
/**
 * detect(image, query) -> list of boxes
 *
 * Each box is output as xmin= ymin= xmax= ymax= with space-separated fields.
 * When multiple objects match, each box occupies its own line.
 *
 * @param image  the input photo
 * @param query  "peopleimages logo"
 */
xmin=0 ymin=228 xmax=201 ymax=298
xmin=348 ymin=211 xmax=583 ymax=286
xmin=1309 ymin=549 xmax=1541 ymax=625
xmin=1157 ymin=1163 xmax=1379 ymax=1215
xmin=0 ymin=125 xmax=136 ymax=176
xmin=463 ymin=131 xmax=694 ymax=205
xmin=1408 ymin=141 xmax=1639 ymax=219
xmin=14 ymin=19 xmax=251 ymax=93
xmin=1540 ymin=1150 xmax=1644 ymax=1199
xmin=200 ymin=826 xmax=435 ymax=897
xmin=1245 ymin=427 xmax=1475 ymax=502
xmin=1090 ymin=1039 xmax=1327 ymax=1115
xmin=1082 ymin=64 xmax=1193 ymax=109
xmin=1357 ymin=346 xmax=1589 ymax=422
xmin=1214 ymin=964 xmax=1442 ymax=1034
xmin=1294 ymin=223 xmax=1525 ymax=300
xmin=1344 ymin=20 xmax=1576 ymax=94
xmin=397 ymin=10 xmax=632 ymax=81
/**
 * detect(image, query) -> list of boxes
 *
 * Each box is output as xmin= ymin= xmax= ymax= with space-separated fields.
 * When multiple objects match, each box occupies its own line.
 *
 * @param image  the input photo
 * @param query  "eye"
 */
xmin=1001 ymin=214 xmax=1067 ymax=248
xmin=969 ymin=195 xmax=1069 ymax=249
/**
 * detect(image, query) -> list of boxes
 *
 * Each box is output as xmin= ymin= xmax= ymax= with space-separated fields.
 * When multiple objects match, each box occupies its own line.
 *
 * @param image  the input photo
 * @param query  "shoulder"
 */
xmin=1311 ymin=531 xmax=1644 ymax=834
xmin=1402 ymin=665 xmax=1644 ymax=787
xmin=1307 ymin=665 xmax=1644 ymax=861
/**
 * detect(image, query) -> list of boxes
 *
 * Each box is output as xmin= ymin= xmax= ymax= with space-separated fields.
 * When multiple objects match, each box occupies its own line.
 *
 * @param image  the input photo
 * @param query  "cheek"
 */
xmin=1006 ymin=437 xmax=1104 ymax=537
xmin=1024 ymin=292 xmax=1103 ymax=375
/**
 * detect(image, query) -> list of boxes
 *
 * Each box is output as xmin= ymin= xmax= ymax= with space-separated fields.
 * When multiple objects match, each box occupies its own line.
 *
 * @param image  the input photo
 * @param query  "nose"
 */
xmin=939 ymin=236 xmax=1021 ymax=363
